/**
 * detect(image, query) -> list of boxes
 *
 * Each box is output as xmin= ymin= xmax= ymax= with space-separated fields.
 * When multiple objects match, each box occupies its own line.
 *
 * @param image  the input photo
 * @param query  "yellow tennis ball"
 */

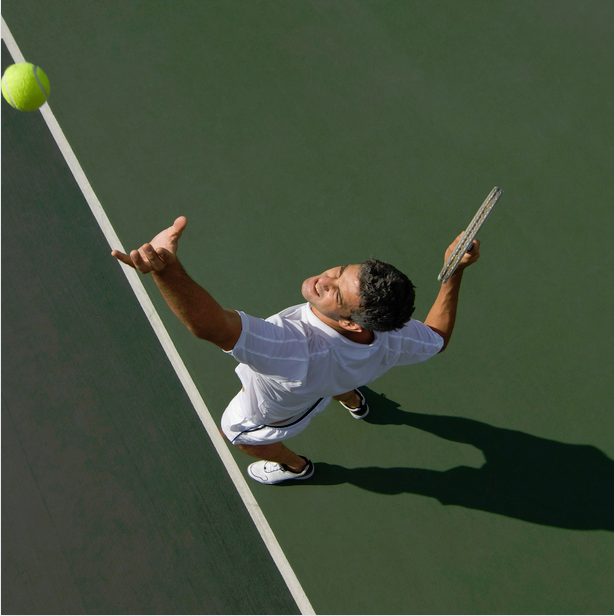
xmin=2 ymin=62 xmax=50 ymax=111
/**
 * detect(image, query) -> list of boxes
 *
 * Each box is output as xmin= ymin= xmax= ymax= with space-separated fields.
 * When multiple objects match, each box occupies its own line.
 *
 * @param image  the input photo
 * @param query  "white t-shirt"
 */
xmin=225 ymin=302 xmax=443 ymax=423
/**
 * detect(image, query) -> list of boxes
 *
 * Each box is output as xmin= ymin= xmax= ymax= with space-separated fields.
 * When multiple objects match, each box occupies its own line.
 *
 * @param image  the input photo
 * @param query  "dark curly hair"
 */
xmin=349 ymin=259 xmax=416 ymax=332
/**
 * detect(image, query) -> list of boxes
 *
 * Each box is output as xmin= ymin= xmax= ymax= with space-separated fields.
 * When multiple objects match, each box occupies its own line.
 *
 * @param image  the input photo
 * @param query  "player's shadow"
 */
xmin=308 ymin=388 xmax=614 ymax=531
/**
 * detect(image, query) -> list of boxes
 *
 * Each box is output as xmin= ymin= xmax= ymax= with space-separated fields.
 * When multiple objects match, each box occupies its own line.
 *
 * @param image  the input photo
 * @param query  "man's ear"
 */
xmin=338 ymin=318 xmax=364 ymax=333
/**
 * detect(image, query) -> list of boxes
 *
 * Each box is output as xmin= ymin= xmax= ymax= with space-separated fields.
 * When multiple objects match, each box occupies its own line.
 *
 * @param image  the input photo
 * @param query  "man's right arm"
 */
xmin=111 ymin=216 xmax=242 ymax=351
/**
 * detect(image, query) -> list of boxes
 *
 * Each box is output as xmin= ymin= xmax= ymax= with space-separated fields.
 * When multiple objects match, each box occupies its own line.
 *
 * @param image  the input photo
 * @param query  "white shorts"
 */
xmin=221 ymin=391 xmax=331 ymax=445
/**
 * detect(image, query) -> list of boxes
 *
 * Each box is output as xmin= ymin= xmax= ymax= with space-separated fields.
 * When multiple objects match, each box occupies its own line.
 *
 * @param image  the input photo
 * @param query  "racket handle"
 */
xmin=466 ymin=241 xmax=474 ymax=252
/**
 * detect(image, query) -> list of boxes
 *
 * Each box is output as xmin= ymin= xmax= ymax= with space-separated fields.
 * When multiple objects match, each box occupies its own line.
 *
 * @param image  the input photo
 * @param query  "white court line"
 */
xmin=1 ymin=16 xmax=315 ymax=616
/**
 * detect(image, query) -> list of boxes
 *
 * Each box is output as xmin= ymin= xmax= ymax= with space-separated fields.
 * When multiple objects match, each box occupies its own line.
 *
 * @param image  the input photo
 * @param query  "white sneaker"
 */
xmin=247 ymin=457 xmax=314 ymax=485
xmin=339 ymin=389 xmax=369 ymax=419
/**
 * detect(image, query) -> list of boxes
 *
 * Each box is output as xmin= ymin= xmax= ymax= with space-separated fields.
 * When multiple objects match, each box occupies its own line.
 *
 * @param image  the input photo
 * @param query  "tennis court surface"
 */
xmin=3 ymin=2 xmax=613 ymax=614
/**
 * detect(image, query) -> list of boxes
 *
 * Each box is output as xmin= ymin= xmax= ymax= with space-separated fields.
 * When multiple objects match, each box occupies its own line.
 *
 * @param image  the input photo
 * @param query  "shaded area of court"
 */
xmin=3 ymin=2 xmax=614 ymax=614
xmin=1 ymin=42 xmax=299 ymax=615
xmin=308 ymin=388 xmax=614 ymax=531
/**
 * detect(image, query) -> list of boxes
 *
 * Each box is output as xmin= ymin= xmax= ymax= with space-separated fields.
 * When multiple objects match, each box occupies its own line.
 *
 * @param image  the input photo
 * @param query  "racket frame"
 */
xmin=437 ymin=186 xmax=502 ymax=284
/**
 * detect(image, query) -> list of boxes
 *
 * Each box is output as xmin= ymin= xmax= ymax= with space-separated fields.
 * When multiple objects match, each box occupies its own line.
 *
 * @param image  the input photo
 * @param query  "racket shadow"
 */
xmin=307 ymin=388 xmax=614 ymax=532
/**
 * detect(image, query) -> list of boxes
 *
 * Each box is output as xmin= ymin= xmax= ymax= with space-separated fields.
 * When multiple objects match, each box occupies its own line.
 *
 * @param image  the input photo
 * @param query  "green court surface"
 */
xmin=3 ymin=2 xmax=614 ymax=614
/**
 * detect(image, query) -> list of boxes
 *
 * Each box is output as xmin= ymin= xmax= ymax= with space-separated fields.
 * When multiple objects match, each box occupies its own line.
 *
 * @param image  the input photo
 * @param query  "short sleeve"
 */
xmin=389 ymin=319 xmax=444 ymax=365
xmin=226 ymin=311 xmax=310 ymax=381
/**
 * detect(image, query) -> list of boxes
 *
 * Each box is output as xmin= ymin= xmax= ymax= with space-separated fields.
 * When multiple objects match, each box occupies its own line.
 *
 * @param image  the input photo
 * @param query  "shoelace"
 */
xmin=264 ymin=461 xmax=284 ymax=472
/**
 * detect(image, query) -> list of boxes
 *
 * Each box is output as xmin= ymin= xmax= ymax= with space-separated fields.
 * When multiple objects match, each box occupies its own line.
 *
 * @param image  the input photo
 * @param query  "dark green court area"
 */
xmin=3 ymin=2 xmax=614 ymax=613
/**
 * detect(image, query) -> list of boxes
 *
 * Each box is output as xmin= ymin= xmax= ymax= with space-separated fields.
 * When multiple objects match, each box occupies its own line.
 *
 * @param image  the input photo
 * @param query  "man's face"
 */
xmin=301 ymin=264 xmax=362 ymax=324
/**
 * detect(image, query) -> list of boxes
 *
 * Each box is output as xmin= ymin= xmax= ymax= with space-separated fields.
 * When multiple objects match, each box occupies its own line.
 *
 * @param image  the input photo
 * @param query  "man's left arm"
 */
xmin=424 ymin=235 xmax=481 ymax=352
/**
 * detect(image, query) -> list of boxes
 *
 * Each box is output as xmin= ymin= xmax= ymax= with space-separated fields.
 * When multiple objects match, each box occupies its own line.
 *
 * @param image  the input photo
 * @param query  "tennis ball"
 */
xmin=2 ymin=63 xmax=50 ymax=111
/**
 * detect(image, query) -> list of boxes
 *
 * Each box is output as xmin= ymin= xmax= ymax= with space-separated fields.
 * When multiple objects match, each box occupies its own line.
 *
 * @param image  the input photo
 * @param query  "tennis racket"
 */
xmin=437 ymin=186 xmax=503 ymax=283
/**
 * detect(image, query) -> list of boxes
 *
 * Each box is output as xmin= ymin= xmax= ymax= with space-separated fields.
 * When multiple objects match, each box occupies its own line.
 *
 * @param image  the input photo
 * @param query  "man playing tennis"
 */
xmin=112 ymin=217 xmax=480 ymax=485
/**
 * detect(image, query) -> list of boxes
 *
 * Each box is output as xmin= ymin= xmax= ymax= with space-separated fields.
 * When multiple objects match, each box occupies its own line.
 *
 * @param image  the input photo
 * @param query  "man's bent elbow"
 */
xmin=192 ymin=311 xmax=242 ymax=351
xmin=427 ymin=326 xmax=450 ymax=353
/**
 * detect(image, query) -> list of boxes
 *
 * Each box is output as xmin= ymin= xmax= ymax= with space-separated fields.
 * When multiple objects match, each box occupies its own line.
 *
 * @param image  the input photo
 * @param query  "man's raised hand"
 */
xmin=444 ymin=232 xmax=481 ymax=272
xmin=111 ymin=216 xmax=188 ymax=274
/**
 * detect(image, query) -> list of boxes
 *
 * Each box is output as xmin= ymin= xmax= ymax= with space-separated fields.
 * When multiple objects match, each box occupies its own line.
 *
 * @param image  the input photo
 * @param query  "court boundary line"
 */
xmin=1 ymin=16 xmax=315 ymax=616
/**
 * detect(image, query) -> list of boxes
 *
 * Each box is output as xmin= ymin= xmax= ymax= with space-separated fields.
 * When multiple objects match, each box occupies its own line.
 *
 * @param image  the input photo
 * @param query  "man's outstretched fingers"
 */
xmin=112 ymin=217 xmax=185 ymax=274
xmin=143 ymin=244 xmax=166 ymax=272
xmin=111 ymin=250 xmax=136 ymax=269
xmin=172 ymin=216 xmax=188 ymax=236
xmin=130 ymin=249 xmax=153 ymax=274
